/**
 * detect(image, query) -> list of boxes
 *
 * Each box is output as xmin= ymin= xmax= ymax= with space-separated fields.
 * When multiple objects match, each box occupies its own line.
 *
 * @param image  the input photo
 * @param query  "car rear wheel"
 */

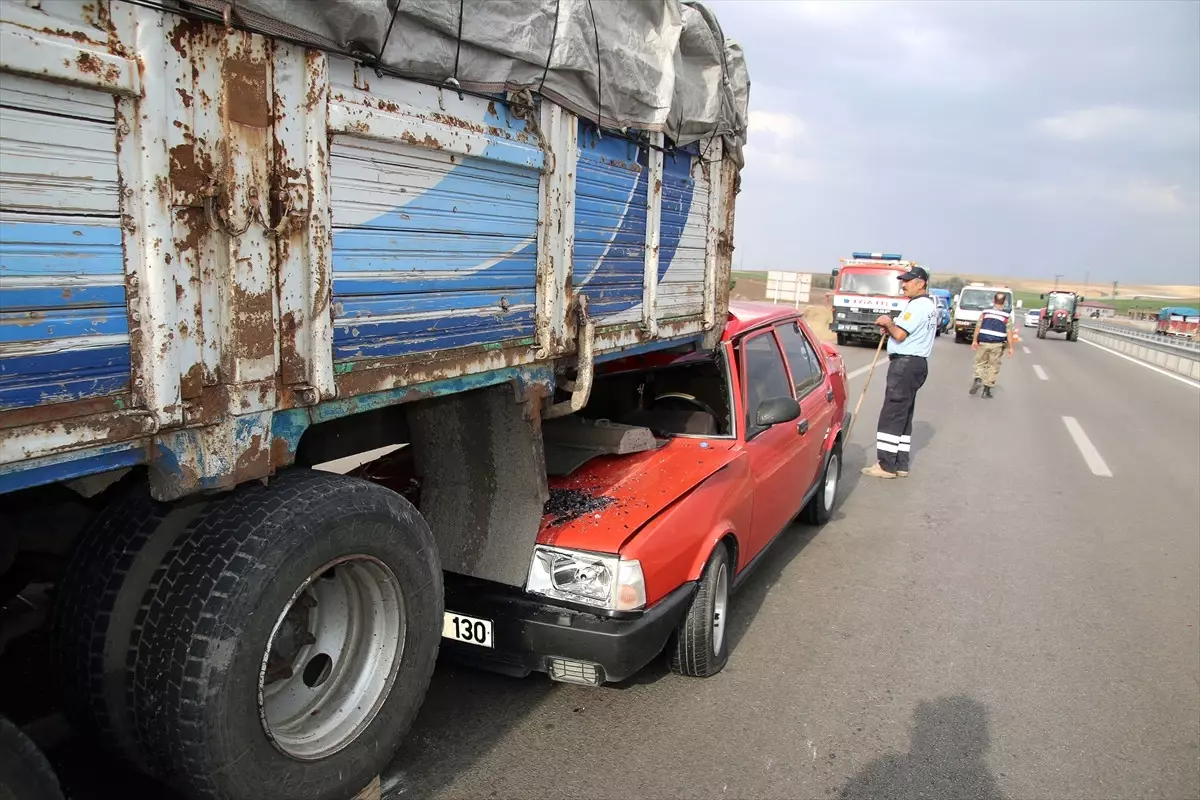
xmin=669 ymin=543 xmax=731 ymax=678
xmin=803 ymin=443 xmax=841 ymax=525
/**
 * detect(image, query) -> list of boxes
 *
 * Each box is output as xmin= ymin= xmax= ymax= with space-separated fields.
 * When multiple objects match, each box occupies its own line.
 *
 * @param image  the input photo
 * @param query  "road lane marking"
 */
xmin=1078 ymin=338 xmax=1200 ymax=389
xmin=848 ymin=363 xmax=875 ymax=380
xmin=1033 ymin=364 xmax=1048 ymax=380
xmin=1063 ymin=416 xmax=1112 ymax=477
xmin=1022 ymin=346 xmax=1031 ymax=355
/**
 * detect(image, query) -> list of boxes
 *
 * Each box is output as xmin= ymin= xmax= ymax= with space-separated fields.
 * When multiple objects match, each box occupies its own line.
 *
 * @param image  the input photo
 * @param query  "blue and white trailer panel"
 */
xmin=0 ymin=0 xmax=739 ymax=499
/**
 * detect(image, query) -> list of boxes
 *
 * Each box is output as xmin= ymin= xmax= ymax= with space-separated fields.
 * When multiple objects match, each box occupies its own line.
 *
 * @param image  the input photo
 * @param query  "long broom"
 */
xmin=843 ymin=327 xmax=887 ymax=441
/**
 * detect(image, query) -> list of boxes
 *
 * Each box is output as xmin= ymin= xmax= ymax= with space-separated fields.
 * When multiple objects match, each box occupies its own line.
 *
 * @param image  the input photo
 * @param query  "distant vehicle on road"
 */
xmin=442 ymin=302 xmax=850 ymax=686
xmin=1038 ymin=291 xmax=1083 ymax=341
xmin=1155 ymin=306 xmax=1200 ymax=338
xmin=1025 ymin=308 xmax=1042 ymax=327
xmin=953 ymin=283 xmax=1014 ymax=343
xmin=930 ymin=289 xmax=953 ymax=336
xmin=828 ymin=252 xmax=921 ymax=346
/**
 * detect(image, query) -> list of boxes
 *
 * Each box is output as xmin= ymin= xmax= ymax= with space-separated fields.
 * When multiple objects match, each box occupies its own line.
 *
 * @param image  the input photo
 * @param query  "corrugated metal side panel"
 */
xmin=329 ymin=114 xmax=543 ymax=362
xmin=573 ymin=124 xmax=648 ymax=323
xmin=657 ymin=143 xmax=707 ymax=320
xmin=0 ymin=73 xmax=128 ymax=411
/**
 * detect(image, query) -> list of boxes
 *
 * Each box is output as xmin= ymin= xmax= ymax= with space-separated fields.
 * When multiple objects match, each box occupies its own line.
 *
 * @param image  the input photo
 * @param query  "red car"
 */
xmin=441 ymin=302 xmax=851 ymax=684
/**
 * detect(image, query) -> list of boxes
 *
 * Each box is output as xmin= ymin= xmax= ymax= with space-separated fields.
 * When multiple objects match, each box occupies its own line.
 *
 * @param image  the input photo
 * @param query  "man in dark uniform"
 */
xmin=969 ymin=293 xmax=1015 ymax=398
xmin=861 ymin=266 xmax=939 ymax=479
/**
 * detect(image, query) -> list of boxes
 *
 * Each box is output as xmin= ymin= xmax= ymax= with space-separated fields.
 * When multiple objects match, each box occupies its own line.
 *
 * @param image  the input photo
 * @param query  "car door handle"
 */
xmin=826 ymin=388 xmax=835 ymax=402
xmin=798 ymin=418 xmax=810 ymax=435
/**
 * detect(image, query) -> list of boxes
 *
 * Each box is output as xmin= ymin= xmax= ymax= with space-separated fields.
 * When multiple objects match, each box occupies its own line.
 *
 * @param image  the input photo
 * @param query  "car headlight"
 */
xmin=526 ymin=546 xmax=646 ymax=611
xmin=836 ymin=312 xmax=846 ymax=319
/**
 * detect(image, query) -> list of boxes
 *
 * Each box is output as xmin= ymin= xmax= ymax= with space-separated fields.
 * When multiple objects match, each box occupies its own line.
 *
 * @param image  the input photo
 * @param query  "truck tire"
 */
xmin=128 ymin=469 xmax=441 ymax=800
xmin=52 ymin=474 xmax=206 ymax=771
xmin=1037 ymin=319 xmax=1047 ymax=339
xmin=836 ymin=333 xmax=847 ymax=347
xmin=1068 ymin=320 xmax=1079 ymax=342
xmin=669 ymin=542 xmax=731 ymax=678
xmin=0 ymin=715 xmax=64 ymax=800
xmin=802 ymin=443 xmax=841 ymax=526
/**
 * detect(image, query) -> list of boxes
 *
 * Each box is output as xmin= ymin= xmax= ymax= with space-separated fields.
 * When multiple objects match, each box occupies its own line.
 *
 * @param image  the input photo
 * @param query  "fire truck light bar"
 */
xmin=851 ymin=252 xmax=903 ymax=261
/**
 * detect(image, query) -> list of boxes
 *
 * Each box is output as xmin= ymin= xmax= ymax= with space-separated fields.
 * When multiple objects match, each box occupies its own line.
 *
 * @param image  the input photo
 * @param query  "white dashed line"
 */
xmin=1022 ymin=346 xmax=1031 ymax=355
xmin=847 ymin=363 xmax=875 ymax=380
xmin=1063 ymin=416 xmax=1112 ymax=477
xmin=1033 ymin=365 xmax=1048 ymax=380
xmin=1078 ymin=338 xmax=1200 ymax=389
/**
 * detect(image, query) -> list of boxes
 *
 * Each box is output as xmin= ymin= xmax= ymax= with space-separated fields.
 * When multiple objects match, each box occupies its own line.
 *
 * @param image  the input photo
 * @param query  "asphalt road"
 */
xmin=382 ymin=327 xmax=1200 ymax=800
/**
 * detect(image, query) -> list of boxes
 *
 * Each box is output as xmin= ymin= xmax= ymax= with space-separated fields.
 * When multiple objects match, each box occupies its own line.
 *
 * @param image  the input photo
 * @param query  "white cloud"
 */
xmin=783 ymin=0 xmax=895 ymax=26
xmin=1022 ymin=178 xmax=1194 ymax=216
xmin=742 ymin=144 xmax=826 ymax=183
xmin=749 ymin=109 xmax=807 ymax=140
xmin=1036 ymin=105 xmax=1200 ymax=147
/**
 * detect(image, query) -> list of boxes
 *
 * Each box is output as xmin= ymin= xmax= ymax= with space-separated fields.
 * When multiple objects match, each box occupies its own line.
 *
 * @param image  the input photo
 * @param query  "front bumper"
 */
xmin=441 ymin=573 xmax=697 ymax=684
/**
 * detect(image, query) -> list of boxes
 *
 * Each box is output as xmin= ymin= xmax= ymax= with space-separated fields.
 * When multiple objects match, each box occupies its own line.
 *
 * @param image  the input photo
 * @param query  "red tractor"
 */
xmin=1037 ymin=291 xmax=1083 ymax=341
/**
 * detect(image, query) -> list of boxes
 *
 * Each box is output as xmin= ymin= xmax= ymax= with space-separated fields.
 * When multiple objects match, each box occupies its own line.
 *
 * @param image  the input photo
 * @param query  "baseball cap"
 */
xmin=897 ymin=266 xmax=929 ymax=282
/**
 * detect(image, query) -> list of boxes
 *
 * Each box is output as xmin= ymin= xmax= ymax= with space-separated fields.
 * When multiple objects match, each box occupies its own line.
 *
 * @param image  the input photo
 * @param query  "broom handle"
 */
xmin=844 ymin=329 xmax=887 ymax=441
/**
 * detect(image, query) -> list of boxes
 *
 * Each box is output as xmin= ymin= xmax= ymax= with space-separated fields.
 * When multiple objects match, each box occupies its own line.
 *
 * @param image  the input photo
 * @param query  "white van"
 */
xmin=953 ymin=283 xmax=1014 ymax=343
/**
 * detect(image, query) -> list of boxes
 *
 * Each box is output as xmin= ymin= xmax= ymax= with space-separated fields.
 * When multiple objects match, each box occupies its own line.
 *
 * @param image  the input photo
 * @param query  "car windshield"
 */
xmin=959 ymin=288 xmax=1011 ymax=311
xmin=837 ymin=269 xmax=904 ymax=296
xmin=1046 ymin=294 xmax=1074 ymax=311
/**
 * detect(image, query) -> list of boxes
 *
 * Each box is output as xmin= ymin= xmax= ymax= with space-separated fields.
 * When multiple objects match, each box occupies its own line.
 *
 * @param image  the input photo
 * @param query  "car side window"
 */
xmin=742 ymin=332 xmax=793 ymax=436
xmin=776 ymin=321 xmax=825 ymax=399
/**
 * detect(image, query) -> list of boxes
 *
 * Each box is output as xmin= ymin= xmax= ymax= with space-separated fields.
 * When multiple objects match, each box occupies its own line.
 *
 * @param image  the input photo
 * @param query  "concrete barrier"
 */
xmin=1080 ymin=326 xmax=1200 ymax=380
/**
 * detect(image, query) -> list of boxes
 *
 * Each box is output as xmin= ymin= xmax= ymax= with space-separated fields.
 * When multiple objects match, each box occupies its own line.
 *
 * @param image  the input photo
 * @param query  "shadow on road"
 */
xmin=383 ymin=660 xmax=554 ymax=797
xmin=839 ymin=695 xmax=1005 ymax=800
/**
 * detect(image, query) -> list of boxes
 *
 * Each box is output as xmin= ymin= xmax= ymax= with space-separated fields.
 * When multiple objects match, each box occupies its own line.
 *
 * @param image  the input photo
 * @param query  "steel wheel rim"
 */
xmin=258 ymin=555 xmax=405 ymax=761
xmin=712 ymin=562 xmax=729 ymax=655
xmin=824 ymin=453 xmax=839 ymax=511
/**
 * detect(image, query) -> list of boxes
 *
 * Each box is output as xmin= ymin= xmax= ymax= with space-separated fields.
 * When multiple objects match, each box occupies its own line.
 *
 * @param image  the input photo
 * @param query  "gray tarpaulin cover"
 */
xmin=190 ymin=0 xmax=748 ymax=163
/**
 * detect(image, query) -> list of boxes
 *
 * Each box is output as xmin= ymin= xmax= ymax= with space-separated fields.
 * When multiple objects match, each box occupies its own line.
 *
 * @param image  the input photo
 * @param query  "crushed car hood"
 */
xmin=538 ymin=437 xmax=740 ymax=553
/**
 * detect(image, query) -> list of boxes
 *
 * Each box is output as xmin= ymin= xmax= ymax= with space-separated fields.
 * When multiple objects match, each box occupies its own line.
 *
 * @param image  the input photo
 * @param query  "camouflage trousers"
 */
xmin=973 ymin=342 xmax=1005 ymax=386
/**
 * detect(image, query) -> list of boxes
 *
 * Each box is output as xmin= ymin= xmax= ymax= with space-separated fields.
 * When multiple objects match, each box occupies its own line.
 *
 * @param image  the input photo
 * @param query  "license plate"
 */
xmin=442 ymin=611 xmax=494 ymax=648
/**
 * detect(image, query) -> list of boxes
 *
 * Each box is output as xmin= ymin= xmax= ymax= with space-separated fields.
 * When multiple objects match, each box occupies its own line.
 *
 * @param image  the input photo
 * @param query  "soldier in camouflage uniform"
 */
xmin=970 ymin=293 xmax=1015 ymax=398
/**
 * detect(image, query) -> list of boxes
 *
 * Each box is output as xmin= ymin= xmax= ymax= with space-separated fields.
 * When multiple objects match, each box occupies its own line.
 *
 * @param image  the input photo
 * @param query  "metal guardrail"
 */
xmin=1080 ymin=322 xmax=1200 ymax=355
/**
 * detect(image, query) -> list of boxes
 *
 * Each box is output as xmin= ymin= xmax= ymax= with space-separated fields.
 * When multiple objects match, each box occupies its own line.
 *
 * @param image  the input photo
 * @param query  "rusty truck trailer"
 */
xmin=0 ymin=1 xmax=748 ymax=798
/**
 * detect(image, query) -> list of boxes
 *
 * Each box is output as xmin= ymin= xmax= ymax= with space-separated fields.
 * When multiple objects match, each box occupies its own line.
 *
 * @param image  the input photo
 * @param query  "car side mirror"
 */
xmin=755 ymin=397 xmax=802 ymax=427
xmin=1079 ymin=296 xmax=1085 ymax=303
xmin=1039 ymin=294 xmax=1045 ymax=300
xmin=831 ymin=268 xmax=839 ymax=280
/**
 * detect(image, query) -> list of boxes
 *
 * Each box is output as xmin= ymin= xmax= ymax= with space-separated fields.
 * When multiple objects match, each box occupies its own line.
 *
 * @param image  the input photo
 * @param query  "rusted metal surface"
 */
xmin=1 ymin=2 xmax=738 ymax=499
xmin=533 ymin=100 xmax=577 ymax=359
xmin=641 ymin=131 xmax=664 ymax=338
xmin=0 ymin=410 xmax=155 ymax=463
xmin=0 ymin=395 xmax=133 ymax=431
xmin=0 ymin=1 xmax=139 ymax=97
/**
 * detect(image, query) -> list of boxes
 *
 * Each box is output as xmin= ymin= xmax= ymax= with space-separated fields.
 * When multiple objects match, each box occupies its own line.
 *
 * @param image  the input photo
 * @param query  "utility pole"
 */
xmin=1054 ymin=273 xmax=1063 ymax=290
xmin=1112 ymin=281 xmax=1118 ymax=299
xmin=1084 ymin=270 xmax=1089 ymax=296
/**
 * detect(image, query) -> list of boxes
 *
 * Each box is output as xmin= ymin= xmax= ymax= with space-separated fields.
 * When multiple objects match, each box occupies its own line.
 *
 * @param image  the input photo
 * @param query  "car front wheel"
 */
xmin=669 ymin=543 xmax=731 ymax=678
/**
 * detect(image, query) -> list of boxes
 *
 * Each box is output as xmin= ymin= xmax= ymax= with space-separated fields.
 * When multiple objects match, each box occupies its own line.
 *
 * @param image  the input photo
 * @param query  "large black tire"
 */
xmin=128 ymin=469 xmax=441 ymax=800
xmin=669 ymin=542 xmax=731 ymax=678
xmin=836 ymin=332 xmax=847 ymax=347
xmin=802 ymin=443 xmax=841 ymax=525
xmin=52 ymin=474 xmax=206 ymax=771
xmin=1037 ymin=318 xmax=1047 ymax=339
xmin=1068 ymin=320 xmax=1079 ymax=342
xmin=0 ymin=715 xmax=64 ymax=800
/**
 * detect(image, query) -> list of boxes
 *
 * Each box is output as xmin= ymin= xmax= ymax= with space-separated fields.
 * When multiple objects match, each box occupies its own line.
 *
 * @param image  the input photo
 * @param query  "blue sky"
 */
xmin=707 ymin=0 xmax=1200 ymax=286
